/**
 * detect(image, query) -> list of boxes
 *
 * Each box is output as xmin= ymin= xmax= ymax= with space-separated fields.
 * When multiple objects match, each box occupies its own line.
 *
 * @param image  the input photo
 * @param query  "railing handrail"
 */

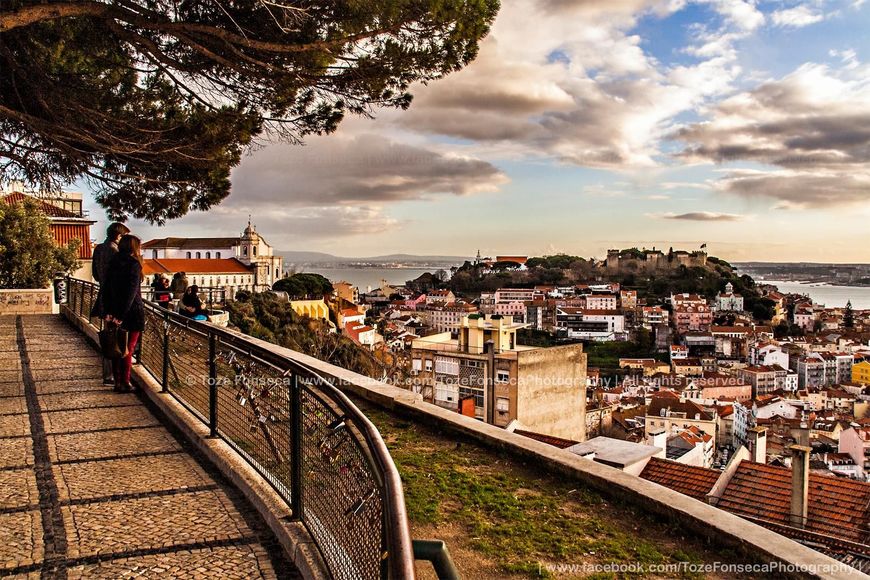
xmin=63 ymin=277 xmax=416 ymax=579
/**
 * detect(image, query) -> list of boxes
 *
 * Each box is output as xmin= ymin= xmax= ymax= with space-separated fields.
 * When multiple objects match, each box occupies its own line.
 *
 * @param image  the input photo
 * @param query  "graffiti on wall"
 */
xmin=0 ymin=290 xmax=53 ymax=314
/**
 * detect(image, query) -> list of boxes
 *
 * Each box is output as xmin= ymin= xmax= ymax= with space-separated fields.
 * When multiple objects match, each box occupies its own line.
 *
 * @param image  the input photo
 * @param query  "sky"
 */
xmin=84 ymin=0 xmax=870 ymax=263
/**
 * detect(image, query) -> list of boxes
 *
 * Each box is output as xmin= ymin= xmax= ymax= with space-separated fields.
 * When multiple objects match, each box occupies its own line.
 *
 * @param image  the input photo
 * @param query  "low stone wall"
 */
xmin=0 ymin=288 xmax=54 ymax=315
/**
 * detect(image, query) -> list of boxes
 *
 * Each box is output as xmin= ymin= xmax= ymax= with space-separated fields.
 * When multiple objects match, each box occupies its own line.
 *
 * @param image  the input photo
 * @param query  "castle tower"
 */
xmin=606 ymin=249 xmax=620 ymax=271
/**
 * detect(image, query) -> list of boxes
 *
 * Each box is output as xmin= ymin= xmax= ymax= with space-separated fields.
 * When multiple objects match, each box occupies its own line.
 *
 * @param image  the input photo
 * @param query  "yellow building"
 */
xmin=854 ymin=361 xmax=870 ymax=386
xmin=290 ymin=299 xmax=332 ymax=326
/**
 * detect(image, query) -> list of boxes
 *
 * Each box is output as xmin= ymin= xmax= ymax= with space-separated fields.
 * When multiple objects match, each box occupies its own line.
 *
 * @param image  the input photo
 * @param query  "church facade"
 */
xmin=142 ymin=221 xmax=284 ymax=292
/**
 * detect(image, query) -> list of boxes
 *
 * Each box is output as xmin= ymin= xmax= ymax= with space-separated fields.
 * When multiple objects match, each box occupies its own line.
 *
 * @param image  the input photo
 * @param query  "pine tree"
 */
xmin=844 ymin=300 xmax=854 ymax=329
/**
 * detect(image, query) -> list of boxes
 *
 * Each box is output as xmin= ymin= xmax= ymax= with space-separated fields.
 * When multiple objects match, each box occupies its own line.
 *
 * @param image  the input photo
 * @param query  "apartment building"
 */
xmin=673 ymin=304 xmax=713 ymax=334
xmin=796 ymin=352 xmax=853 ymax=388
xmin=640 ymin=306 xmax=669 ymax=329
xmin=555 ymin=307 xmax=626 ymax=341
xmin=418 ymin=302 xmax=478 ymax=333
xmin=409 ymin=314 xmax=587 ymax=441
xmin=643 ymin=394 xmax=717 ymax=442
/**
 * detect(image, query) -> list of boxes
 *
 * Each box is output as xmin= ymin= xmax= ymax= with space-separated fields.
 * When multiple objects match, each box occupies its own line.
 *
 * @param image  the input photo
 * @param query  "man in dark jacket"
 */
xmin=91 ymin=222 xmax=130 ymax=385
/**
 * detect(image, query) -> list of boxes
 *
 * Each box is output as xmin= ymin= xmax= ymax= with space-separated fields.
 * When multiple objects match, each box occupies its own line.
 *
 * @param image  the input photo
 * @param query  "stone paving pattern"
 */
xmin=0 ymin=314 xmax=298 ymax=578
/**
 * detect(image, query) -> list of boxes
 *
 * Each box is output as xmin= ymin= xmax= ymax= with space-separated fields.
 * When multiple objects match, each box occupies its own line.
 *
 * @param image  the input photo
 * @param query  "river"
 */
xmin=300 ymin=267 xmax=440 ymax=292
xmin=760 ymin=280 xmax=870 ymax=309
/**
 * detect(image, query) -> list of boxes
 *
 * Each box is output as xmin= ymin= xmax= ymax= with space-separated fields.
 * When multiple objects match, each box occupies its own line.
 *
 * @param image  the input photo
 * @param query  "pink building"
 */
xmin=673 ymin=304 xmax=713 ymax=334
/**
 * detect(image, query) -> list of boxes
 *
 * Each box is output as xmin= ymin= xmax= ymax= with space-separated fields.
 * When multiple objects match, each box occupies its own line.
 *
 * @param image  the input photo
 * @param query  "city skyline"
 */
xmin=80 ymin=0 xmax=870 ymax=262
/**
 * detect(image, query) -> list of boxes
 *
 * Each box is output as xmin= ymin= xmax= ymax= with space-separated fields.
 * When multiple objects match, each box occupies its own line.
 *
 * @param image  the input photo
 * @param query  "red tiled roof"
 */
xmin=2 ymin=192 xmax=81 ymax=218
xmin=142 ymin=258 xmax=252 ymax=275
xmin=142 ymin=237 xmax=240 ymax=250
xmin=640 ymin=457 xmax=720 ymax=501
xmin=514 ymin=429 xmax=579 ymax=449
xmin=717 ymin=461 xmax=870 ymax=544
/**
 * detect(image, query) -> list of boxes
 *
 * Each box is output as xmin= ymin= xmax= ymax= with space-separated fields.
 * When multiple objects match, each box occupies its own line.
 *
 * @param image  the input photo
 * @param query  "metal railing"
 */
xmin=64 ymin=278 xmax=416 ymax=580
xmin=142 ymin=285 xmax=227 ymax=306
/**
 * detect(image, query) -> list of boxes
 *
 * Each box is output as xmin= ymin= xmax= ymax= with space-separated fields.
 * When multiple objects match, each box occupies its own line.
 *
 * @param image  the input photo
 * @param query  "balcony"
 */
xmin=2 ymin=277 xmax=856 ymax=579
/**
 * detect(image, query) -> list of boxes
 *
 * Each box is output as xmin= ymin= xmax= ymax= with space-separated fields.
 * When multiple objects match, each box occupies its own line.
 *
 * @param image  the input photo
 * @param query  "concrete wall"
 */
xmin=516 ymin=343 xmax=587 ymax=441
xmin=0 ymin=288 xmax=54 ymax=315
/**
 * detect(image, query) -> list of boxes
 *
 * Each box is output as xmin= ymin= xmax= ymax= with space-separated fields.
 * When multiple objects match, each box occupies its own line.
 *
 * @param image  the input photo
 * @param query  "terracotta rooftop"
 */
xmin=640 ymin=457 xmax=720 ymax=501
xmin=1 ymin=192 xmax=83 ymax=219
xmin=514 ymin=429 xmax=579 ymax=449
xmin=717 ymin=461 xmax=870 ymax=544
xmin=142 ymin=258 xmax=252 ymax=275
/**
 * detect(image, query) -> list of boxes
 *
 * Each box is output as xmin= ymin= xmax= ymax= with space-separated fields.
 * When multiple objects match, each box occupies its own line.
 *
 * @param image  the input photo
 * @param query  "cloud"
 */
xmin=674 ymin=61 xmax=870 ymax=206
xmin=397 ymin=0 xmax=743 ymax=169
xmin=652 ymin=211 xmax=747 ymax=221
xmin=772 ymin=5 xmax=825 ymax=28
xmin=230 ymin=134 xmax=508 ymax=207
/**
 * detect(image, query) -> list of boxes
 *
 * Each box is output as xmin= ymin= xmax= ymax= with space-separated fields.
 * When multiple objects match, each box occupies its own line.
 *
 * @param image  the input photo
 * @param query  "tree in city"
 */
xmin=0 ymin=197 xmax=79 ymax=288
xmin=273 ymin=273 xmax=332 ymax=300
xmin=0 ymin=0 xmax=500 ymax=222
xmin=844 ymin=300 xmax=854 ymax=329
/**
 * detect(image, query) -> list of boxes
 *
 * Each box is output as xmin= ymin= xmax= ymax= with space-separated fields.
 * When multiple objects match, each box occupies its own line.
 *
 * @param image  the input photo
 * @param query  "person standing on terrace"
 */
xmin=102 ymin=234 xmax=145 ymax=392
xmin=90 ymin=222 xmax=130 ymax=386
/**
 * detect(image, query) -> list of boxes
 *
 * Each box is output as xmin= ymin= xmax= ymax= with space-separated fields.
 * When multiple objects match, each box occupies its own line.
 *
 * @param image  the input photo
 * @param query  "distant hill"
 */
xmin=278 ymin=250 xmax=468 ymax=265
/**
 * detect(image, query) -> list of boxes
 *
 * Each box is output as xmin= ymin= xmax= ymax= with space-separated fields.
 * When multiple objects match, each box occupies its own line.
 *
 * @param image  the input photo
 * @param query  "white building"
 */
xmin=142 ymin=220 xmax=283 ymax=290
xmin=555 ymin=307 xmax=626 ymax=341
xmin=716 ymin=282 xmax=744 ymax=312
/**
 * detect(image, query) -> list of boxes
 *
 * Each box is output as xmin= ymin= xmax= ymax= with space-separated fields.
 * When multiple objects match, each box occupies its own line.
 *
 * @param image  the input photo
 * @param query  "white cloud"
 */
xmin=675 ymin=61 xmax=870 ymax=206
xmin=398 ymin=0 xmax=744 ymax=169
xmin=772 ymin=5 xmax=825 ymax=28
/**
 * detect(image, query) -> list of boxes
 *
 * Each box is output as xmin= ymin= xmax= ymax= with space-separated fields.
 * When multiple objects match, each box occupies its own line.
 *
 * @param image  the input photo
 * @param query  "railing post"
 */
xmin=88 ymin=283 xmax=95 ymax=323
xmin=208 ymin=332 xmax=218 ymax=437
xmin=161 ymin=311 xmax=170 ymax=392
xmin=290 ymin=373 xmax=303 ymax=520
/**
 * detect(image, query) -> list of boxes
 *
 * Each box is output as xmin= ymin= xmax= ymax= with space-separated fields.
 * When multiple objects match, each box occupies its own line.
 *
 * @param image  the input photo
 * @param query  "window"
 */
xmin=151 ymin=249 xmax=157 ymax=259
xmin=412 ymin=359 xmax=422 ymax=372
xmin=196 ymin=252 xmax=201 ymax=259
xmin=186 ymin=252 xmax=191 ymax=259
xmin=253 ymin=246 xmax=257 ymax=256
xmin=216 ymin=252 xmax=221 ymax=259
xmin=243 ymin=247 xmax=248 ymax=256
xmin=206 ymin=252 xmax=211 ymax=259
xmin=496 ymin=370 xmax=510 ymax=384
xmin=425 ymin=359 xmax=433 ymax=372
xmin=496 ymin=397 xmax=510 ymax=413
xmin=435 ymin=357 xmax=459 ymax=375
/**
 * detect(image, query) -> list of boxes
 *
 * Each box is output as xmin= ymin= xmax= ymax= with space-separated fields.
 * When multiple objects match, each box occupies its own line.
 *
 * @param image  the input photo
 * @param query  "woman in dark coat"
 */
xmin=102 ymin=234 xmax=145 ymax=392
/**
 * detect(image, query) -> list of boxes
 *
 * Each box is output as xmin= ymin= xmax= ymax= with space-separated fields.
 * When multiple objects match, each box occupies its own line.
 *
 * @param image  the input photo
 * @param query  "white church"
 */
xmin=141 ymin=220 xmax=284 ymax=294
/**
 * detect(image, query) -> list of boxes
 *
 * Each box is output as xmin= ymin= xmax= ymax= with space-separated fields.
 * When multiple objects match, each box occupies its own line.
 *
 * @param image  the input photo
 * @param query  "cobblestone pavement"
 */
xmin=0 ymin=315 xmax=299 ymax=579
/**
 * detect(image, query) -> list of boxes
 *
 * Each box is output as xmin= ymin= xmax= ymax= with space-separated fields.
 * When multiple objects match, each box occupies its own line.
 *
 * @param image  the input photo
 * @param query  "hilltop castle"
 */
xmin=605 ymin=247 xmax=707 ymax=273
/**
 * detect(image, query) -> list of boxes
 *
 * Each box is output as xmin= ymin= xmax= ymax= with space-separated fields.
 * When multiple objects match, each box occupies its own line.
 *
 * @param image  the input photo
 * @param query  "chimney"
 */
xmin=747 ymin=427 xmax=767 ymax=463
xmin=797 ymin=420 xmax=810 ymax=447
xmin=790 ymin=445 xmax=811 ymax=529
xmin=646 ymin=430 xmax=667 ymax=451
